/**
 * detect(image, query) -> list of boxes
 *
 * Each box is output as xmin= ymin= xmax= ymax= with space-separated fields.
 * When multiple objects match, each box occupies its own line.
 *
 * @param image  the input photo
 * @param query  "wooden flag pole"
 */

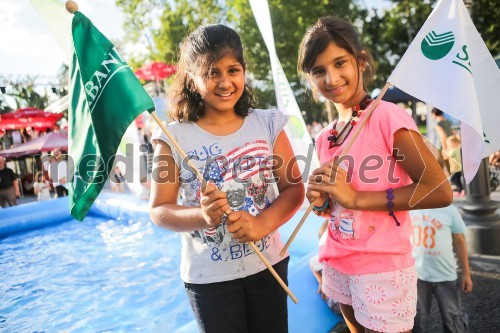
xmin=65 ymin=0 xmax=78 ymax=13
xmin=150 ymin=112 xmax=298 ymax=304
xmin=64 ymin=0 xmax=297 ymax=303
xmin=280 ymin=83 xmax=391 ymax=256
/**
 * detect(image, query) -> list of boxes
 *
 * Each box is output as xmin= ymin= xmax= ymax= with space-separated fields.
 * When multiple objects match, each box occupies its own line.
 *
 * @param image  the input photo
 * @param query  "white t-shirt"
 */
xmin=152 ymin=109 xmax=289 ymax=284
xmin=34 ymin=181 xmax=51 ymax=201
xmin=410 ymin=205 xmax=467 ymax=282
xmin=49 ymin=160 xmax=69 ymax=189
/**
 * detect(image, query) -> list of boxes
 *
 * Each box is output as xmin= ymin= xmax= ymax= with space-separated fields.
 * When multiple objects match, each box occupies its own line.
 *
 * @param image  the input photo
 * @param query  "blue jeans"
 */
xmin=413 ymin=279 xmax=469 ymax=333
xmin=184 ymin=257 xmax=289 ymax=333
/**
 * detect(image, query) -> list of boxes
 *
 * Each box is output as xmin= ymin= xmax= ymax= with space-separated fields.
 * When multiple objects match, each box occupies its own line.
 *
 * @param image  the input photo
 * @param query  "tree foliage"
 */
xmin=0 ymin=79 xmax=49 ymax=112
xmin=362 ymin=0 xmax=436 ymax=88
xmin=116 ymin=0 xmax=365 ymax=122
xmin=471 ymin=0 xmax=500 ymax=56
xmin=116 ymin=0 xmax=499 ymax=123
xmin=0 ymin=63 xmax=68 ymax=114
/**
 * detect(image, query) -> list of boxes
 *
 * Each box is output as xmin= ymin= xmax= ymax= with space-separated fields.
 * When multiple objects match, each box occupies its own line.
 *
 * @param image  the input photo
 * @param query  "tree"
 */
xmin=0 ymin=97 xmax=13 ymax=114
xmin=472 ymin=0 xmax=500 ymax=56
xmin=363 ymin=0 xmax=499 ymax=88
xmin=117 ymin=0 xmax=498 ymax=123
xmin=1 ymin=78 xmax=49 ymax=111
xmin=362 ymin=0 xmax=436 ymax=88
xmin=116 ymin=0 xmax=364 ymax=123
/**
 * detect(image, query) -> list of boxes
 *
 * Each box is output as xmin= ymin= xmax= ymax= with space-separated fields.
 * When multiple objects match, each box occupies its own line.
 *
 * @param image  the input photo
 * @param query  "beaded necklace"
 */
xmin=327 ymin=95 xmax=373 ymax=149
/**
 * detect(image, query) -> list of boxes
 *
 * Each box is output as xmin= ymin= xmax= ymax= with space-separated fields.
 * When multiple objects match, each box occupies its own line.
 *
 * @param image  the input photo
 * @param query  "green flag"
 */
xmin=69 ymin=11 xmax=154 ymax=221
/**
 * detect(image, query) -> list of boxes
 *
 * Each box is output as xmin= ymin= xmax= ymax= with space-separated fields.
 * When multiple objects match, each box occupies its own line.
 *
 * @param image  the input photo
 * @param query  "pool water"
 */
xmin=0 ymin=216 xmax=193 ymax=332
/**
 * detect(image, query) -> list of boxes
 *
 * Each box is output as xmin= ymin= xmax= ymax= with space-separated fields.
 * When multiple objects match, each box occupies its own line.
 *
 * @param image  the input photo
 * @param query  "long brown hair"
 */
xmin=297 ymin=17 xmax=375 ymax=100
xmin=170 ymin=24 xmax=256 ymax=122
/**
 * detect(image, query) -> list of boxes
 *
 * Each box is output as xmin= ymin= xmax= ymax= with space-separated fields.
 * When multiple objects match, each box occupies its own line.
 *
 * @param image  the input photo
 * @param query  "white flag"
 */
xmin=248 ymin=0 xmax=319 ymax=176
xmin=388 ymin=0 xmax=500 ymax=183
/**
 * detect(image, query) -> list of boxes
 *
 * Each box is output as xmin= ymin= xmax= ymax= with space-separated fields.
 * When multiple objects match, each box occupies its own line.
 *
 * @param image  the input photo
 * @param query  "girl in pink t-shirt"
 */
xmin=298 ymin=17 xmax=452 ymax=333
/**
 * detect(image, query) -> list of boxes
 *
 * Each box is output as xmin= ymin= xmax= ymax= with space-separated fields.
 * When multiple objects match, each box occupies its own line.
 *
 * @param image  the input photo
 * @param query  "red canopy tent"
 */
xmin=135 ymin=62 xmax=177 ymax=96
xmin=134 ymin=62 xmax=177 ymax=81
xmin=0 ymin=107 xmax=63 ymax=131
xmin=0 ymin=132 xmax=67 ymax=159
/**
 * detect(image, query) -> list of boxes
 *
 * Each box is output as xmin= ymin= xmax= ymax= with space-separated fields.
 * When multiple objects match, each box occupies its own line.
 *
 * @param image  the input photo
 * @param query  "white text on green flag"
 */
xmin=68 ymin=11 xmax=154 ymax=220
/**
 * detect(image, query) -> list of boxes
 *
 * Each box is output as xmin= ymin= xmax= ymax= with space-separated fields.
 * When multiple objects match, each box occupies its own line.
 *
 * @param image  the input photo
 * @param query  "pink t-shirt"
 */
xmin=317 ymin=100 xmax=418 ymax=275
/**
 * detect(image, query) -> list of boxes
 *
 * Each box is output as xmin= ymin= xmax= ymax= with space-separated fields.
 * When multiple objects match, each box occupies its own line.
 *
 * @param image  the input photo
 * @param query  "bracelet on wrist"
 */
xmin=313 ymin=198 xmax=331 ymax=216
xmin=386 ymin=188 xmax=400 ymax=226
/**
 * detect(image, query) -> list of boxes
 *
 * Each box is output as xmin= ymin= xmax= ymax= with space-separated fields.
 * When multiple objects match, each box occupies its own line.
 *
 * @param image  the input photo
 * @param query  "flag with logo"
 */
xmin=388 ymin=0 xmax=500 ymax=183
xmin=69 ymin=11 xmax=155 ymax=221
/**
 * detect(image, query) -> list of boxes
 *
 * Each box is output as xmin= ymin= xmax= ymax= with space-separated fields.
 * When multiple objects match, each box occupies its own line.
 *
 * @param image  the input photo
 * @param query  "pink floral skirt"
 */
xmin=322 ymin=264 xmax=417 ymax=332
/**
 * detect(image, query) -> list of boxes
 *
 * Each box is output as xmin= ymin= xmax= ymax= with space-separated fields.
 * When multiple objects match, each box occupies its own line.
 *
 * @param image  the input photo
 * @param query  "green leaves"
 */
xmin=115 ymin=0 xmax=499 ymax=122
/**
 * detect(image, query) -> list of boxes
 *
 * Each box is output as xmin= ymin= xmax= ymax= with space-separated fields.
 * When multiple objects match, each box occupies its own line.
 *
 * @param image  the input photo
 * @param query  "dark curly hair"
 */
xmin=297 ymin=17 xmax=375 ymax=100
xmin=170 ymin=24 xmax=256 ymax=122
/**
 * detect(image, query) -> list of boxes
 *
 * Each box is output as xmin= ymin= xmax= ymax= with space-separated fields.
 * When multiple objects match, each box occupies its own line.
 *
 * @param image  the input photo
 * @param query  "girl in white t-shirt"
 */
xmin=33 ymin=171 xmax=51 ymax=201
xmin=149 ymin=24 xmax=304 ymax=333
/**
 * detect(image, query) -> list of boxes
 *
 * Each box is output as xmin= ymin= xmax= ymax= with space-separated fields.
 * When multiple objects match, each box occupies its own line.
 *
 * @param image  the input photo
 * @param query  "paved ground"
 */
xmin=426 ymin=188 xmax=500 ymax=332
xmin=424 ymin=253 xmax=500 ymax=333
xmin=7 ymin=184 xmax=500 ymax=332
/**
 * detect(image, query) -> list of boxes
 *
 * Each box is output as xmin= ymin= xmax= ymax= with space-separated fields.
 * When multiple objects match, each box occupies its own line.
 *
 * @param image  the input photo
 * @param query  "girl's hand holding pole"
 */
xmin=200 ymin=182 xmax=230 ymax=228
xmin=308 ymin=162 xmax=357 ymax=210
xmin=306 ymin=184 xmax=327 ymax=207
xmin=226 ymin=211 xmax=270 ymax=243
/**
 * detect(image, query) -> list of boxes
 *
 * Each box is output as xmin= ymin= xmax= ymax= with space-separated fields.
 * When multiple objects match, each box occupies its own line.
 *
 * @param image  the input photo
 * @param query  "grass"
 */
xmin=418 ymin=124 xmax=427 ymax=136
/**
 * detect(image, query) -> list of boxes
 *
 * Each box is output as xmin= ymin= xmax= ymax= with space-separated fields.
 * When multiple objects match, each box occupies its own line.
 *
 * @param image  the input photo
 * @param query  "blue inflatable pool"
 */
xmin=0 ymin=193 xmax=341 ymax=332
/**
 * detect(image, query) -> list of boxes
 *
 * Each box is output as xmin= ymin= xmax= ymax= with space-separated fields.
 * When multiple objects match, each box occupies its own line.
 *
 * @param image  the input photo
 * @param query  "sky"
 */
xmin=0 ymin=0 xmax=391 ymax=80
xmin=0 ymin=0 xmax=124 ymax=79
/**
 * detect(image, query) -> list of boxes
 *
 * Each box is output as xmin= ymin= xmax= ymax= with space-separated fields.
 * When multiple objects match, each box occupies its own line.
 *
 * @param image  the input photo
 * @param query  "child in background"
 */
xmin=444 ymin=135 xmax=464 ymax=196
xmin=111 ymin=166 xmax=125 ymax=193
xmin=310 ymin=220 xmax=341 ymax=313
xmin=33 ymin=171 xmax=51 ymax=201
xmin=298 ymin=17 xmax=452 ymax=332
xmin=310 ymin=220 xmax=349 ymax=333
xmin=149 ymin=24 xmax=304 ymax=333
xmin=410 ymin=205 xmax=472 ymax=333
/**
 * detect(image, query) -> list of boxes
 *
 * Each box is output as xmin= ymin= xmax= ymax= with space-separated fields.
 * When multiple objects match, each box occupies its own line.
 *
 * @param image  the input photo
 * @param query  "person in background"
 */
xmin=310 ymin=220 xmax=349 ymax=332
xmin=431 ymin=108 xmax=454 ymax=176
xmin=0 ymin=157 xmax=20 ymax=207
xmin=42 ymin=155 xmax=56 ymax=195
xmin=111 ymin=166 xmax=125 ymax=193
xmin=411 ymin=205 xmax=472 ymax=333
xmin=311 ymin=120 xmax=323 ymax=141
xmin=33 ymin=171 xmax=51 ymax=201
xmin=444 ymin=135 xmax=464 ymax=196
xmin=431 ymin=108 xmax=454 ymax=152
xmin=489 ymin=150 xmax=500 ymax=167
xmin=48 ymin=148 xmax=68 ymax=197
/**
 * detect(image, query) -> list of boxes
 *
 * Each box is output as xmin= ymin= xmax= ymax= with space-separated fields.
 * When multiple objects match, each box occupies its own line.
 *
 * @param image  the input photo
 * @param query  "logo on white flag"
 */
xmin=421 ymin=31 xmax=472 ymax=76
xmin=452 ymin=45 xmax=472 ymax=75
xmin=421 ymin=31 xmax=455 ymax=60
